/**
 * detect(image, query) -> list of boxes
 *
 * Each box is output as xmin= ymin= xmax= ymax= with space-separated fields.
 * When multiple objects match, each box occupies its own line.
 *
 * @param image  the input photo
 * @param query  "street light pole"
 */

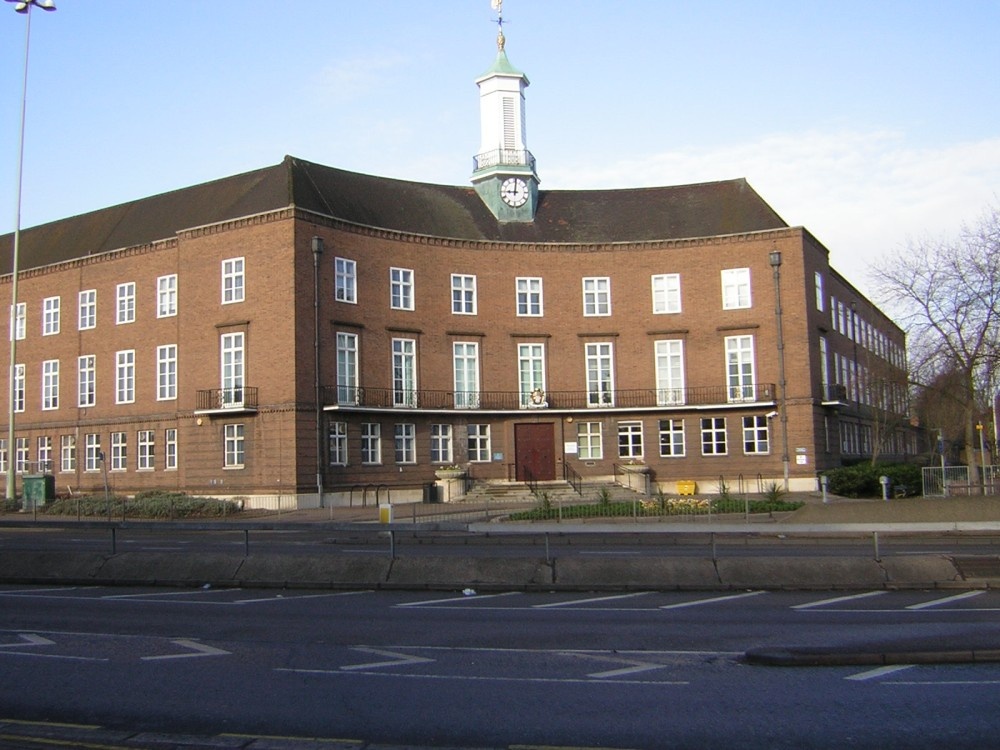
xmin=769 ymin=249 xmax=790 ymax=491
xmin=5 ymin=0 xmax=56 ymax=501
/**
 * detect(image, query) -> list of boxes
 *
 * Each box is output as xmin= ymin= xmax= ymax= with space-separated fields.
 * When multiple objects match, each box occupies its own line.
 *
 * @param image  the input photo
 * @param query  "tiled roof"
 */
xmin=1 ymin=155 xmax=788 ymax=274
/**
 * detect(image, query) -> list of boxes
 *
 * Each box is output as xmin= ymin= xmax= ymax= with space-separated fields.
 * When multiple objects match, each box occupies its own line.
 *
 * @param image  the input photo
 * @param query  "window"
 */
xmin=725 ymin=335 xmax=756 ymax=402
xmin=116 ymin=350 xmax=135 ymax=404
xmin=85 ymin=433 xmax=101 ymax=472
xmin=654 ymin=339 xmax=685 ymax=405
xmin=78 ymin=355 xmax=96 ymax=408
xmin=390 ymin=267 xmax=414 ymax=310
xmin=743 ymin=416 xmax=770 ymax=455
xmin=16 ymin=438 xmax=28 ymax=474
xmin=137 ymin=430 xmax=155 ymax=470
xmin=391 ymin=338 xmax=417 ymax=407
xmin=518 ymin=343 xmax=546 ymax=408
xmin=468 ymin=424 xmax=491 ymax=462
xmin=12 ymin=364 xmax=24 ymax=413
xmin=659 ymin=419 xmax=685 ymax=457
xmin=814 ymin=271 xmax=824 ymax=312
xmin=582 ymin=277 xmax=611 ymax=316
xmin=78 ymin=290 xmax=96 ymax=330
xmin=701 ymin=417 xmax=727 ymax=456
xmin=42 ymin=296 xmax=60 ymax=336
xmin=42 ymin=360 xmax=59 ymax=410
xmin=585 ymin=342 xmax=614 ymax=407
xmin=516 ymin=277 xmax=543 ymax=316
xmin=336 ymin=333 xmax=358 ymax=405
xmin=577 ymin=421 xmax=603 ymax=460
xmin=224 ymin=424 xmax=245 ymax=468
xmin=157 ymin=274 xmax=178 ymax=318
xmin=60 ymin=435 xmax=76 ymax=473
xmin=652 ymin=274 xmax=681 ymax=314
xmin=110 ymin=432 xmax=127 ymax=471
xmin=220 ymin=332 xmax=244 ymax=407
xmin=361 ymin=423 xmax=381 ymax=465
xmin=453 ymin=342 xmax=480 ymax=408
xmin=222 ymin=258 xmax=245 ymax=304
xmin=157 ymin=345 xmax=177 ymax=401
xmin=164 ymin=429 xmax=177 ymax=471
xmin=431 ymin=424 xmax=453 ymax=463
xmin=116 ymin=282 xmax=136 ymax=324
xmin=721 ymin=268 xmax=751 ymax=310
xmin=12 ymin=302 xmax=25 ymax=341
xmin=451 ymin=274 xmax=477 ymax=315
xmin=328 ymin=422 xmax=348 ymax=466
xmin=37 ymin=436 xmax=52 ymax=473
xmin=335 ymin=257 xmax=357 ymax=303
xmin=0 ymin=440 xmax=6 ymax=473
xmin=618 ymin=421 xmax=643 ymax=460
xmin=394 ymin=423 xmax=416 ymax=464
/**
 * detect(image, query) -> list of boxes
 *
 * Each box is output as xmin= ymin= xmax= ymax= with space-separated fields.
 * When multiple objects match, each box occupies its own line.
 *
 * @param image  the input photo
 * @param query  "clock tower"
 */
xmin=472 ymin=2 xmax=538 ymax=222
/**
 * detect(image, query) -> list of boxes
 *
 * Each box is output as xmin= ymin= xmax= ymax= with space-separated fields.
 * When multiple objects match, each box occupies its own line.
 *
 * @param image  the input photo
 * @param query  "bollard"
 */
xmin=879 ymin=475 xmax=890 ymax=502
xmin=873 ymin=531 xmax=880 ymax=562
xmin=820 ymin=475 xmax=829 ymax=503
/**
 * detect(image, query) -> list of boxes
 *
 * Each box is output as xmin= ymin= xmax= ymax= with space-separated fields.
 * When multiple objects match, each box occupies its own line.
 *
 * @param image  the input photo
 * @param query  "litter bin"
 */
xmin=379 ymin=503 xmax=393 ymax=524
xmin=677 ymin=480 xmax=697 ymax=496
xmin=22 ymin=474 xmax=55 ymax=511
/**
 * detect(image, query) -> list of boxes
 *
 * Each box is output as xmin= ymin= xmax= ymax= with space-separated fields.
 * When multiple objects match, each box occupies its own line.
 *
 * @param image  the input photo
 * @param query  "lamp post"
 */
xmin=850 ymin=300 xmax=860 ymax=456
xmin=768 ymin=249 xmax=790 ymax=491
xmin=6 ymin=0 xmax=57 ymax=501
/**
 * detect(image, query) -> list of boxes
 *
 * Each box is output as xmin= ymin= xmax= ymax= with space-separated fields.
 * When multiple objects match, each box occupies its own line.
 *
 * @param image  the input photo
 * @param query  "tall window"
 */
xmin=13 ymin=364 xmax=24 ymax=413
xmin=725 ymin=335 xmax=756 ymax=402
xmin=336 ymin=332 xmax=358 ymax=405
xmin=390 ymin=267 xmax=414 ymax=310
xmin=652 ymin=274 xmax=681 ymax=314
xmin=361 ymin=423 xmax=381 ymax=465
xmin=814 ymin=271 xmax=825 ymax=312
xmin=60 ymin=435 xmax=76 ymax=473
xmin=42 ymin=296 xmax=60 ymax=336
xmin=164 ymin=429 xmax=178 ymax=470
xmin=42 ymin=360 xmax=59 ymax=411
xmin=468 ymin=424 xmax=491 ymax=462
xmin=116 ymin=350 xmax=135 ymax=404
xmin=224 ymin=424 xmax=245 ymax=467
xmin=394 ymin=423 xmax=416 ymax=464
xmin=78 ymin=355 xmax=96 ymax=408
xmin=13 ymin=302 xmax=25 ymax=340
xmin=157 ymin=345 xmax=177 ymax=401
xmin=222 ymin=258 xmax=245 ymax=304
xmin=451 ymin=274 xmax=477 ymax=315
xmin=157 ymin=274 xmax=178 ymax=318
xmin=110 ymin=432 xmax=127 ymax=471
xmin=16 ymin=438 xmax=28 ymax=474
xmin=516 ymin=277 xmax=543 ymax=316
xmin=453 ymin=342 xmax=480 ymax=408
xmin=328 ymin=422 xmax=348 ymax=466
xmin=116 ymin=282 xmax=136 ymax=324
xmin=137 ymin=430 xmax=155 ymax=470
xmin=577 ymin=421 xmax=603 ymax=460
xmin=220 ymin=332 xmax=245 ymax=407
xmin=78 ymin=290 xmax=96 ymax=330
xmin=585 ymin=342 xmax=614 ymax=407
xmin=582 ymin=277 xmax=611 ymax=316
xmin=618 ymin=421 xmax=643 ymax=460
xmin=700 ymin=417 xmax=727 ymax=456
xmin=37 ymin=436 xmax=52 ymax=473
xmin=654 ymin=339 xmax=685 ymax=405
xmin=743 ymin=416 xmax=770 ymax=455
xmin=518 ymin=343 xmax=546 ymax=407
xmin=335 ymin=257 xmax=357 ymax=303
xmin=391 ymin=338 xmax=417 ymax=407
xmin=721 ymin=268 xmax=751 ymax=310
xmin=659 ymin=419 xmax=685 ymax=457
xmin=431 ymin=424 xmax=453 ymax=463
xmin=85 ymin=433 xmax=101 ymax=472
xmin=0 ymin=440 xmax=6 ymax=474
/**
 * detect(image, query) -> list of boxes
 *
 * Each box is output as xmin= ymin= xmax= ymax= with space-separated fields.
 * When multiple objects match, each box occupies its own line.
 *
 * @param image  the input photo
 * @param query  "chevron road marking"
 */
xmin=659 ymin=590 xmax=767 ymax=609
xmin=0 ymin=633 xmax=55 ymax=648
xmin=340 ymin=647 xmax=435 ymax=671
xmin=905 ymin=590 xmax=986 ymax=610
xmin=141 ymin=638 xmax=231 ymax=661
xmin=793 ymin=591 xmax=889 ymax=609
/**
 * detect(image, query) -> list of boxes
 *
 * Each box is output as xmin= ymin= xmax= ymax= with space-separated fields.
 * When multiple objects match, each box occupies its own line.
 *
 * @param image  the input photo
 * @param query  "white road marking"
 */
xmin=340 ymin=647 xmax=434 ymax=671
xmin=141 ymin=639 xmax=231 ymax=661
xmin=793 ymin=591 xmax=889 ymax=610
xmin=846 ymin=664 xmax=915 ymax=681
xmin=0 ymin=633 xmax=55 ymax=648
xmin=233 ymin=590 xmax=372 ymax=604
xmin=277 ymin=668 xmax=689 ymax=686
xmin=103 ymin=589 xmax=241 ymax=600
xmin=533 ymin=592 xmax=652 ymax=608
xmin=395 ymin=591 xmax=521 ymax=607
xmin=659 ymin=591 xmax=767 ymax=609
xmin=906 ymin=590 xmax=986 ymax=610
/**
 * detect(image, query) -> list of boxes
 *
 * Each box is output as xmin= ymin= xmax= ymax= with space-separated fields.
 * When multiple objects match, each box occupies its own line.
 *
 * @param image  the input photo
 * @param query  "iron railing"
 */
xmin=195 ymin=387 xmax=258 ymax=411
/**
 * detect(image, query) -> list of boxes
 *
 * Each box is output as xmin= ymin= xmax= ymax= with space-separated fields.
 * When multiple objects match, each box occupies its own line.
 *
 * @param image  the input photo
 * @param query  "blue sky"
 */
xmin=2 ymin=0 xmax=998 ymax=297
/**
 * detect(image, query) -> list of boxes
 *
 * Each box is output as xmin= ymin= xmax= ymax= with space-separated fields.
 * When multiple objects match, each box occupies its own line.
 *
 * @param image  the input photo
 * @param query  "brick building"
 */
xmin=0 ymin=25 xmax=911 ymax=507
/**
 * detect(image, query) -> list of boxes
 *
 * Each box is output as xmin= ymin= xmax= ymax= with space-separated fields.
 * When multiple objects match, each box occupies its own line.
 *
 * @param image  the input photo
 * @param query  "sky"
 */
xmin=2 ymin=0 xmax=998 ymax=299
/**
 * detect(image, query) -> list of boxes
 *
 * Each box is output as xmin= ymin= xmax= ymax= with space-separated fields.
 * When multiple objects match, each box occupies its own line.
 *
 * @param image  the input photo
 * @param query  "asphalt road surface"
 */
xmin=2 ymin=584 xmax=1000 ymax=748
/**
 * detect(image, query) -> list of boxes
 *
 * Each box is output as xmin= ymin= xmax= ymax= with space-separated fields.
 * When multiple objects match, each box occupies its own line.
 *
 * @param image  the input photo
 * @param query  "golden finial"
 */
xmin=491 ymin=0 xmax=505 ymax=51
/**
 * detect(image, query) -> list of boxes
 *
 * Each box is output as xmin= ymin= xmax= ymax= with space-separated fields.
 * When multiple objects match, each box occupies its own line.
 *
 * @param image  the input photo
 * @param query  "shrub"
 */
xmin=40 ymin=491 xmax=241 ymax=519
xmin=822 ymin=463 xmax=923 ymax=498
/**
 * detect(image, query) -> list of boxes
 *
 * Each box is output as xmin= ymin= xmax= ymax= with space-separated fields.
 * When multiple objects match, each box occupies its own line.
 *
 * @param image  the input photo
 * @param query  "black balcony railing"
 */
xmin=322 ymin=383 xmax=776 ymax=411
xmin=823 ymin=383 xmax=849 ymax=403
xmin=195 ymin=387 xmax=258 ymax=411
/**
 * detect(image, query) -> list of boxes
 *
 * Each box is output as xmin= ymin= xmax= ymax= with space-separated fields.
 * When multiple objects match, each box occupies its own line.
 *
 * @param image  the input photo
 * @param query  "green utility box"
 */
xmin=22 ymin=474 xmax=55 ymax=510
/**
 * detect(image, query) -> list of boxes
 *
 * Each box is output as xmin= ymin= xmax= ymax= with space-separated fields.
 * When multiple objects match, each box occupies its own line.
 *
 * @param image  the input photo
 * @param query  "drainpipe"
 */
xmin=312 ymin=236 xmax=324 ymax=507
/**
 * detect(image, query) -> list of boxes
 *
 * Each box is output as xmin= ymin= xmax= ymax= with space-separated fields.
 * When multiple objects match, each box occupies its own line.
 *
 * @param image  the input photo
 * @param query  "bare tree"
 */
xmin=871 ymin=205 xmax=1000 ymax=487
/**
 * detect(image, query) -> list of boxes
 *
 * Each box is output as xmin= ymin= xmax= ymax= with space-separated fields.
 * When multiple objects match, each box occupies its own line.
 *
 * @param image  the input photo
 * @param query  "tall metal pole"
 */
xmin=769 ymin=250 xmax=790 ymax=491
xmin=312 ymin=236 xmax=324 ymax=507
xmin=6 ymin=0 xmax=56 ymax=501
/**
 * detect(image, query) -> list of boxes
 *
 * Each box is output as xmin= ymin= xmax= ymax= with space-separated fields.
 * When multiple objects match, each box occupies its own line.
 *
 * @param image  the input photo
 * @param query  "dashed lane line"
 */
xmin=846 ymin=664 xmax=916 ymax=681
xmin=658 ymin=590 xmax=767 ymax=609
xmin=792 ymin=591 xmax=889 ymax=610
xmin=905 ymin=590 xmax=986 ymax=610
xmin=533 ymin=592 xmax=653 ymax=609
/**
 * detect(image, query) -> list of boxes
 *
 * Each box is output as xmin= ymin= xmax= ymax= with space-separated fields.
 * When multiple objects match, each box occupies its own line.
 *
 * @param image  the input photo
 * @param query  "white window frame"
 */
xmin=814 ymin=271 xmax=825 ymax=312
xmin=12 ymin=302 xmax=25 ymax=341
xmin=430 ymin=424 xmax=453 ymax=464
xmin=467 ymin=424 xmax=491 ymax=463
xmin=42 ymin=359 xmax=59 ymax=411
xmin=516 ymin=277 xmax=543 ymax=317
xmin=328 ymin=422 xmax=348 ymax=466
xmin=390 ymin=267 xmax=414 ymax=311
xmin=78 ymin=290 xmax=96 ymax=330
xmin=335 ymin=257 xmax=357 ymax=303
xmin=391 ymin=338 xmax=417 ymax=408
xmin=451 ymin=274 xmax=477 ymax=315
xmin=157 ymin=274 xmax=178 ymax=318
xmin=394 ymin=423 xmax=416 ymax=464
xmin=164 ymin=428 xmax=178 ymax=471
xmin=582 ymin=277 xmax=611 ymax=316
xmin=361 ymin=423 xmax=381 ymax=465
xmin=222 ymin=257 xmax=245 ymax=304
xmin=137 ymin=430 xmax=155 ymax=471
xmin=116 ymin=282 xmax=136 ymax=324
xmin=12 ymin=363 xmax=24 ymax=413
xmin=453 ymin=342 xmax=480 ymax=409
xmin=577 ymin=421 xmax=603 ymax=460
xmin=224 ymin=423 xmax=245 ymax=468
xmin=42 ymin=296 xmax=60 ymax=336
xmin=78 ymin=355 xmax=96 ymax=408
xmin=658 ymin=418 xmax=686 ymax=457
xmin=725 ymin=335 xmax=756 ymax=402
xmin=110 ymin=432 xmax=127 ymax=471
xmin=36 ymin=436 xmax=51 ymax=473
xmin=116 ymin=350 xmax=135 ymax=405
xmin=15 ymin=437 xmax=28 ymax=475
xmin=60 ymin=435 xmax=76 ymax=473
xmin=721 ymin=268 xmax=751 ymax=310
xmin=652 ymin=273 xmax=681 ymax=314
xmin=701 ymin=417 xmax=728 ymax=456
xmin=585 ymin=342 xmax=615 ymax=407
xmin=336 ymin=332 xmax=358 ymax=405
xmin=84 ymin=433 xmax=101 ymax=472
xmin=654 ymin=339 xmax=685 ymax=406
xmin=617 ymin=421 xmax=644 ymax=460
xmin=157 ymin=345 xmax=177 ymax=401
xmin=518 ymin=343 xmax=546 ymax=408
xmin=220 ymin=332 xmax=245 ymax=407
xmin=743 ymin=415 xmax=770 ymax=455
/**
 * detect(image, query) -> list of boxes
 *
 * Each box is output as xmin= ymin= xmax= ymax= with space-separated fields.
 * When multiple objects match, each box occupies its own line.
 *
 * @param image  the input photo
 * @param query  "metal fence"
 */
xmin=921 ymin=465 xmax=999 ymax=496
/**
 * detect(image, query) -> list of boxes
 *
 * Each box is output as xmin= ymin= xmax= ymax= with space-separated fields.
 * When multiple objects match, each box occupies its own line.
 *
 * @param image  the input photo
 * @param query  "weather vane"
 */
xmin=490 ymin=0 xmax=505 ymax=51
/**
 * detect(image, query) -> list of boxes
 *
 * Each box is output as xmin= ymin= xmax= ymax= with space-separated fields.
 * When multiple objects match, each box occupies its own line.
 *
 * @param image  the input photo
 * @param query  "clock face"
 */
xmin=500 ymin=177 xmax=529 ymax=207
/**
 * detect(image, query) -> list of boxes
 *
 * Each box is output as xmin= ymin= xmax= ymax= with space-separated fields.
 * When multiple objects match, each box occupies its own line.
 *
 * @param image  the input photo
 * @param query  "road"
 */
xmin=2 ymin=584 xmax=1000 ymax=748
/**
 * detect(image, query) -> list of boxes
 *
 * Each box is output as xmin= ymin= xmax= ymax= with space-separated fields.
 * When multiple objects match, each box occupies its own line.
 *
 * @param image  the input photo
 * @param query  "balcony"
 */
xmin=323 ymin=383 xmax=776 ymax=412
xmin=472 ymin=148 xmax=536 ymax=174
xmin=822 ymin=383 xmax=849 ymax=406
xmin=195 ymin=386 xmax=259 ymax=415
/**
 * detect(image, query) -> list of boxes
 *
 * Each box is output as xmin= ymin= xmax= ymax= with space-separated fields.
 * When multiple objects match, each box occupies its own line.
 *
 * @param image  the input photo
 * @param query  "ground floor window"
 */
xmin=742 ymin=416 xmax=770 ymax=455
xmin=577 ymin=421 xmax=603 ymax=460
xmin=164 ymin=429 xmax=177 ymax=471
xmin=137 ymin=430 xmax=155 ymax=470
xmin=60 ymin=435 xmax=76 ymax=473
xmin=617 ymin=421 xmax=643 ymax=460
xmin=328 ymin=422 xmax=348 ymax=466
xmin=431 ymin=424 xmax=453 ymax=463
xmin=224 ymin=424 xmax=245 ymax=468
xmin=701 ymin=417 xmax=727 ymax=456
xmin=659 ymin=419 xmax=685 ymax=457
xmin=85 ymin=433 xmax=101 ymax=472
xmin=468 ymin=424 xmax=491 ymax=462
xmin=394 ymin=423 xmax=416 ymax=464
xmin=16 ymin=438 xmax=28 ymax=474
xmin=361 ymin=423 xmax=381 ymax=465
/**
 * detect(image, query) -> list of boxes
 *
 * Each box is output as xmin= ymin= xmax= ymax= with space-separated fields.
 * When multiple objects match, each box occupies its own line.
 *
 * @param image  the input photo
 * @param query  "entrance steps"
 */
xmin=460 ymin=479 xmax=643 ymax=506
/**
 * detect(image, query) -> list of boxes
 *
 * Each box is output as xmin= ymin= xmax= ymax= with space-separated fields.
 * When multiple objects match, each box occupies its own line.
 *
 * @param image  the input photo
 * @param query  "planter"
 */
xmin=435 ymin=469 xmax=466 ymax=480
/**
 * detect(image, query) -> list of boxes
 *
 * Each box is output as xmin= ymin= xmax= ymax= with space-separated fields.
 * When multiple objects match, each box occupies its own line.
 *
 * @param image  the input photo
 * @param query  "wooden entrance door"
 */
xmin=515 ymin=423 xmax=555 ymax=482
